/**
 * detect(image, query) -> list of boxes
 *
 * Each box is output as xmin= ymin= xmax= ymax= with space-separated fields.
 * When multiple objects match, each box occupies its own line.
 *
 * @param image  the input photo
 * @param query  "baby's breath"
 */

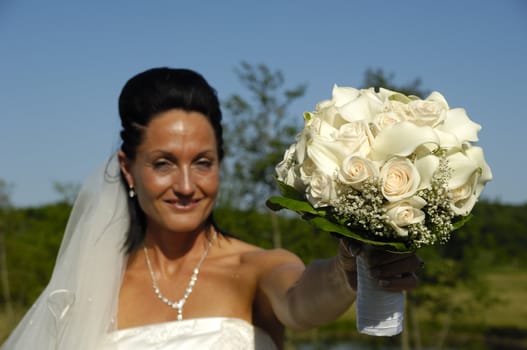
xmin=327 ymin=152 xmax=458 ymax=249
xmin=331 ymin=177 xmax=395 ymax=240
xmin=410 ymin=153 xmax=455 ymax=248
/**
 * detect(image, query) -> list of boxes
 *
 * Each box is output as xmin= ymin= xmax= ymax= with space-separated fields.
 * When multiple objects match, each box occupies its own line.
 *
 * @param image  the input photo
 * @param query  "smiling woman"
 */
xmin=1 ymin=67 xmax=423 ymax=350
xmin=118 ymin=110 xmax=220 ymax=244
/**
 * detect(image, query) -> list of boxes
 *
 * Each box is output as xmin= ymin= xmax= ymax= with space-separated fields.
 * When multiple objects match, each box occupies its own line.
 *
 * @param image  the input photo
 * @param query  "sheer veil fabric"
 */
xmin=1 ymin=155 xmax=128 ymax=350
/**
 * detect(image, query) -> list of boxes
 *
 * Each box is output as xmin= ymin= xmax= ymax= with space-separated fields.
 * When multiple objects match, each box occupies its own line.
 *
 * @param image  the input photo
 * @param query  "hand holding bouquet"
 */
xmin=267 ymin=85 xmax=492 ymax=335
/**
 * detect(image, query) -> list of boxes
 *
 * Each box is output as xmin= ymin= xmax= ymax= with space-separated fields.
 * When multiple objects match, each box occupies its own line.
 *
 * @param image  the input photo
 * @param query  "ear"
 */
xmin=118 ymin=150 xmax=134 ymax=188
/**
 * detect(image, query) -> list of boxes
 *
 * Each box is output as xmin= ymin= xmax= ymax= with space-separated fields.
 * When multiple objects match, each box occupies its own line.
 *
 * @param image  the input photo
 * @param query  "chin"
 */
xmin=166 ymin=217 xmax=210 ymax=235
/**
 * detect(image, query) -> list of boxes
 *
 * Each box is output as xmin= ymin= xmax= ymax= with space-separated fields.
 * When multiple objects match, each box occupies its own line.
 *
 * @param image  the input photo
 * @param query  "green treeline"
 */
xmin=2 ymin=196 xmax=525 ymax=310
xmin=1 ymin=199 xmax=527 ymax=347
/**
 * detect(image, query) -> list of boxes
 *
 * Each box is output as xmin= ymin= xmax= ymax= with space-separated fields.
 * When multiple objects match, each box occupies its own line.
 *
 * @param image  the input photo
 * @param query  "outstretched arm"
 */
xmin=258 ymin=241 xmax=423 ymax=330
xmin=258 ymin=241 xmax=357 ymax=330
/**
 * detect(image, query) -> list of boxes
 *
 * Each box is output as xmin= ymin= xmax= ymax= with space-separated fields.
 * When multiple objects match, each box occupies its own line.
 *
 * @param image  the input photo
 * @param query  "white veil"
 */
xmin=1 ymin=155 xmax=128 ymax=350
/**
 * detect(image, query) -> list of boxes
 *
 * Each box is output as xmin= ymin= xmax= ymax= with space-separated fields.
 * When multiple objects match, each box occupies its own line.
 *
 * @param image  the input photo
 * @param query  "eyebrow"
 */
xmin=146 ymin=149 xmax=217 ymax=160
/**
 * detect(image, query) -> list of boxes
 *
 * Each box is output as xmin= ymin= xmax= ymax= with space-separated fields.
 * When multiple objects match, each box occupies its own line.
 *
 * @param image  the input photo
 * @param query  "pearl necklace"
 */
xmin=143 ymin=237 xmax=212 ymax=321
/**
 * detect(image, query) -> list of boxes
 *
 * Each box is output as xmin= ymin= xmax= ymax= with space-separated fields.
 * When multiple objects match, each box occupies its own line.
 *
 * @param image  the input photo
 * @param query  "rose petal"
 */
xmin=370 ymin=121 xmax=440 ymax=161
xmin=415 ymin=154 xmax=440 ymax=190
xmin=447 ymin=151 xmax=479 ymax=189
xmin=307 ymin=135 xmax=348 ymax=176
xmin=332 ymin=85 xmax=361 ymax=107
xmin=465 ymin=146 xmax=493 ymax=197
xmin=438 ymin=108 xmax=481 ymax=144
xmin=425 ymin=91 xmax=449 ymax=108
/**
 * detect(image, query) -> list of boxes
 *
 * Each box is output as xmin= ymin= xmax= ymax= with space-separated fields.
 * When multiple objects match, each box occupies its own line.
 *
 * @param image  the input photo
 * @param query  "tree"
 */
xmin=221 ymin=62 xmax=307 ymax=209
xmin=0 ymin=179 xmax=14 ymax=327
xmin=221 ymin=62 xmax=307 ymax=248
xmin=361 ymin=67 xmax=429 ymax=98
xmin=53 ymin=181 xmax=80 ymax=205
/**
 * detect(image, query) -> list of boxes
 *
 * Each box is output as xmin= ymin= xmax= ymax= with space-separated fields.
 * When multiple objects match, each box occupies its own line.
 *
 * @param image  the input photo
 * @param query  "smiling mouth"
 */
xmin=165 ymin=199 xmax=200 ymax=210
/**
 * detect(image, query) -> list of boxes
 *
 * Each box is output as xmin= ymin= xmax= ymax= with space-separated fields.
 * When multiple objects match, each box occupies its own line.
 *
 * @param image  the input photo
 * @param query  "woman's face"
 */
xmin=120 ymin=109 xmax=220 ymax=236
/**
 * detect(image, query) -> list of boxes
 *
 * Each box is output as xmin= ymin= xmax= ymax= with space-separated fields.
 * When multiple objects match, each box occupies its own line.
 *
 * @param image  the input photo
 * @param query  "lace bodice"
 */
xmin=100 ymin=317 xmax=278 ymax=350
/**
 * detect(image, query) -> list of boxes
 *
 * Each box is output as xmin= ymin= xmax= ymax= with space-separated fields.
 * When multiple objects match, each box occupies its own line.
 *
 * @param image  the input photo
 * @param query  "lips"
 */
xmin=164 ymin=198 xmax=200 ymax=211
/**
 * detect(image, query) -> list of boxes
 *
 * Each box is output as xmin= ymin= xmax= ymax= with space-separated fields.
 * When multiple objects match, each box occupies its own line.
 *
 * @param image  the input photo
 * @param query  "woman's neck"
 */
xmin=141 ymin=223 xmax=213 ymax=277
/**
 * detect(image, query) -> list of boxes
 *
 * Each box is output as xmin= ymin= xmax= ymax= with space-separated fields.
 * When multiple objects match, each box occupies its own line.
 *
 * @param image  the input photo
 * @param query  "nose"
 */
xmin=173 ymin=167 xmax=195 ymax=196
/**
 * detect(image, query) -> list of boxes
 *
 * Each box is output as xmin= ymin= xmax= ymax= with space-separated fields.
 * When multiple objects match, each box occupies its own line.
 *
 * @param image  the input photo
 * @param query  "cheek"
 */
xmin=135 ymin=172 xmax=172 ymax=199
xmin=203 ymin=173 xmax=220 ymax=197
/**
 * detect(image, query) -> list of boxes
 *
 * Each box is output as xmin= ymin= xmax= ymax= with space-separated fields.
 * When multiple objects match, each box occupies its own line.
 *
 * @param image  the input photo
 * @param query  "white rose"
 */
xmin=370 ymin=121 xmax=440 ymax=161
xmin=305 ymin=133 xmax=348 ymax=177
xmin=336 ymin=121 xmax=373 ymax=157
xmin=447 ymin=146 xmax=492 ymax=215
xmin=414 ymin=153 xmax=440 ymax=190
xmin=384 ymin=196 xmax=427 ymax=236
xmin=371 ymin=110 xmax=405 ymax=136
xmin=311 ymin=85 xmax=359 ymax=130
xmin=450 ymin=175 xmax=477 ymax=215
xmin=307 ymin=170 xmax=336 ymax=208
xmin=295 ymin=114 xmax=338 ymax=166
xmin=275 ymin=144 xmax=306 ymax=193
xmin=407 ymin=92 xmax=448 ymax=127
xmin=337 ymin=87 xmax=383 ymax=122
xmin=380 ymin=157 xmax=421 ymax=202
xmin=466 ymin=146 xmax=493 ymax=198
xmin=331 ymin=85 xmax=361 ymax=107
xmin=310 ymin=104 xmax=348 ymax=131
xmin=304 ymin=112 xmax=339 ymax=139
xmin=437 ymin=108 xmax=481 ymax=149
xmin=338 ymin=155 xmax=379 ymax=191
xmin=299 ymin=158 xmax=316 ymax=185
xmin=377 ymin=87 xmax=400 ymax=101
xmin=276 ymin=144 xmax=296 ymax=182
xmin=384 ymin=99 xmax=411 ymax=118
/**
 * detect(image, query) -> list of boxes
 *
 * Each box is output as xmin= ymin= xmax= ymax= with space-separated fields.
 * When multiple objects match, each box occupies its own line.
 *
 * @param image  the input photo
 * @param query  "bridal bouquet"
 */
xmin=267 ymin=85 xmax=492 ymax=335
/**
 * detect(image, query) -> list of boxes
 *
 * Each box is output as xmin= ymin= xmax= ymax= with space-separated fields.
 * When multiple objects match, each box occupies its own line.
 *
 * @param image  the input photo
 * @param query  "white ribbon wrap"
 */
xmin=356 ymin=255 xmax=404 ymax=336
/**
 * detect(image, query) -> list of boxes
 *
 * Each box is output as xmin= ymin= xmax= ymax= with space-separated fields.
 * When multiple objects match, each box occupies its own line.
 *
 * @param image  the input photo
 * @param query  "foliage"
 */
xmin=53 ymin=181 xmax=81 ymax=205
xmin=1 ymin=203 xmax=70 ymax=306
xmin=7 ymin=201 xmax=512 ymax=301
xmin=221 ymin=61 xmax=307 ymax=209
xmin=361 ymin=68 xmax=429 ymax=98
xmin=0 ymin=180 xmax=13 ymax=209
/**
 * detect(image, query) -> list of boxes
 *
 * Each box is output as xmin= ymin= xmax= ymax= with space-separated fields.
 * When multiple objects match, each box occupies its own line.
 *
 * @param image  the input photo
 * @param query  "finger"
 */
xmin=370 ymin=255 xmax=424 ymax=279
xmin=337 ymin=240 xmax=358 ymax=272
xmin=377 ymin=272 xmax=419 ymax=292
xmin=339 ymin=238 xmax=363 ymax=257
xmin=366 ymin=248 xmax=413 ymax=267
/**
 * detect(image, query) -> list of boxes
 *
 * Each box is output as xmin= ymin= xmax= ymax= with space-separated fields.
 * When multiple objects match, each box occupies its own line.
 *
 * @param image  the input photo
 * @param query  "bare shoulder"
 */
xmin=244 ymin=247 xmax=304 ymax=268
xmin=229 ymin=237 xmax=302 ymax=264
xmin=215 ymin=235 xmax=304 ymax=275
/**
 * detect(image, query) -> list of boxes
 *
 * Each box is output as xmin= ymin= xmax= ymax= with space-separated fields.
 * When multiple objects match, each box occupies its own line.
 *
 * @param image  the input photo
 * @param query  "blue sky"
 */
xmin=1 ymin=0 xmax=526 ymax=207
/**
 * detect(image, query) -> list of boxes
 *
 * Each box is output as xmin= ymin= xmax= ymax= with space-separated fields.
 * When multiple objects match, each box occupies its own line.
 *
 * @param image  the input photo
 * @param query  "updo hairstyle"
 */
xmin=118 ymin=67 xmax=224 ymax=253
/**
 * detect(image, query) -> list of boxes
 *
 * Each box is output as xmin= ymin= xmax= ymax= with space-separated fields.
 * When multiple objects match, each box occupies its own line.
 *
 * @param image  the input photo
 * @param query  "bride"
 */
xmin=1 ymin=67 xmax=422 ymax=350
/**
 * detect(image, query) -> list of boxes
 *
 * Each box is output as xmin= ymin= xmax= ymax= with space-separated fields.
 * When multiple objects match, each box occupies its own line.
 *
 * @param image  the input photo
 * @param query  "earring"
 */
xmin=128 ymin=186 xmax=136 ymax=198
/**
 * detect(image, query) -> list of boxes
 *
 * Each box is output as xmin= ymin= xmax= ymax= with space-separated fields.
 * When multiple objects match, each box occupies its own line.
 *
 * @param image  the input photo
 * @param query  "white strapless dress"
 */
xmin=100 ymin=317 xmax=278 ymax=350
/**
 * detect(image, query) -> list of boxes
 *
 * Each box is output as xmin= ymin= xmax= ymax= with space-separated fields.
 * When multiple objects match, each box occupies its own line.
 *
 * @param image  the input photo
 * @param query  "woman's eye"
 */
xmin=153 ymin=160 xmax=172 ymax=169
xmin=196 ymin=159 xmax=213 ymax=168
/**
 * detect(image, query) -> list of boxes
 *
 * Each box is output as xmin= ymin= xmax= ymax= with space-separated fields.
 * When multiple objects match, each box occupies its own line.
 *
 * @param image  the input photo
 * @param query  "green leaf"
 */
xmin=452 ymin=214 xmax=473 ymax=231
xmin=388 ymin=92 xmax=412 ymax=104
xmin=266 ymin=194 xmax=412 ymax=252
xmin=276 ymin=180 xmax=305 ymax=201
xmin=266 ymin=196 xmax=321 ymax=215
xmin=308 ymin=216 xmax=411 ymax=252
